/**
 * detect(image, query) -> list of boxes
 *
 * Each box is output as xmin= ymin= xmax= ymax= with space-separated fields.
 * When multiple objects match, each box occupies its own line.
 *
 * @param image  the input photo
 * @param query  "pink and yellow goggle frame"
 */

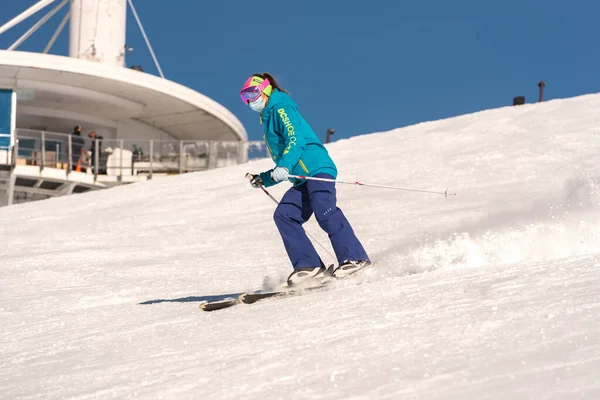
xmin=240 ymin=78 xmax=271 ymax=104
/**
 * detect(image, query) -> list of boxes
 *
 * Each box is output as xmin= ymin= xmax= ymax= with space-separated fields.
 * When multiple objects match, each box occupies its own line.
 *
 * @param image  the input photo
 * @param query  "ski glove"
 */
xmin=271 ymin=167 xmax=289 ymax=182
xmin=247 ymin=173 xmax=263 ymax=188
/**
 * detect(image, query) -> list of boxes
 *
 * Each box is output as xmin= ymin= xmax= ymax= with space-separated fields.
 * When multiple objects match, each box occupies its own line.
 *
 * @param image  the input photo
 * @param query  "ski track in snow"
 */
xmin=1 ymin=94 xmax=600 ymax=399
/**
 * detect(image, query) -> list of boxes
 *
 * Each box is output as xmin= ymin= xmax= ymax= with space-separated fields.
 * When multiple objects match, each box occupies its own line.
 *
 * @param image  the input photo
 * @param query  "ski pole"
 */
xmin=288 ymin=174 xmax=456 ymax=197
xmin=245 ymin=173 xmax=337 ymax=263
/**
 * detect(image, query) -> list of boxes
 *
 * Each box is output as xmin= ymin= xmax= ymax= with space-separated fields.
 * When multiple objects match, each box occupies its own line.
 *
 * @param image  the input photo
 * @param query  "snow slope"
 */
xmin=1 ymin=94 xmax=600 ymax=399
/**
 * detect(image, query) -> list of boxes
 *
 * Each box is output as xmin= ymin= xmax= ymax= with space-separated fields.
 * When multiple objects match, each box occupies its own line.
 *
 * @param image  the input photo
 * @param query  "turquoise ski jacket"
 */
xmin=258 ymin=89 xmax=337 ymax=187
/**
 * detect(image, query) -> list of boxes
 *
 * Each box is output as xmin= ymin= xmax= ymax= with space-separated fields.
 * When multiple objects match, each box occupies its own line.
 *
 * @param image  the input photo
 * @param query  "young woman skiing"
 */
xmin=242 ymin=73 xmax=370 ymax=286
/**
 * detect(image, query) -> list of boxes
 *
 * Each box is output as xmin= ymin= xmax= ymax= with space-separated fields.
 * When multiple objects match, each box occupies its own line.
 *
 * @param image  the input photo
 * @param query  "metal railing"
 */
xmin=5 ymin=129 xmax=268 ymax=182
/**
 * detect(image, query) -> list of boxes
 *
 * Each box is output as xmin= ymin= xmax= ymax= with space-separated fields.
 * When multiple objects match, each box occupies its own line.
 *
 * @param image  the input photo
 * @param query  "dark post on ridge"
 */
xmin=538 ymin=81 xmax=546 ymax=102
xmin=326 ymin=128 xmax=335 ymax=144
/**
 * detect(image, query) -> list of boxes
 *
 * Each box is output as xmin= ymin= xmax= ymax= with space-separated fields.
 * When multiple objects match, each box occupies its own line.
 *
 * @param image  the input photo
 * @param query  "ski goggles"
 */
xmin=240 ymin=78 xmax=271 ymax=104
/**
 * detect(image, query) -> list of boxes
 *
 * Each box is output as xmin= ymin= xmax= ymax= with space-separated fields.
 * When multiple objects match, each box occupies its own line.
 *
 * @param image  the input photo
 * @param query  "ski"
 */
xmin=199 ymin=297 xmax=239 ymax=312
xmin=199 ymin=261 xmax=376 ymax=312
xmin=199 ymin=283 xmax=329 ymax=312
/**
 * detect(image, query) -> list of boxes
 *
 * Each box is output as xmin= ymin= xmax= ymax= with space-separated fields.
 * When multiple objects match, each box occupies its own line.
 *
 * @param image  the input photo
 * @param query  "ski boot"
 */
xmin=286 ymin=266 xmax=330 ymax=288
xmin=331 ymin=260 xmax=371 ymax=279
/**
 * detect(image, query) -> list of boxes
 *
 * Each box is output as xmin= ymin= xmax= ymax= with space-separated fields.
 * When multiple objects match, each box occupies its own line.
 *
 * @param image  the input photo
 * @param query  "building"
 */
xmin=0 ymin=0 xmax=259 ymax=207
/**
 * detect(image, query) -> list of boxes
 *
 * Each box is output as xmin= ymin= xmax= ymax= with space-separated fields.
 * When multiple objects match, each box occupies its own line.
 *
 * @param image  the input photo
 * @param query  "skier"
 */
xmin=242 ymin=72 xmax=371 ymax=286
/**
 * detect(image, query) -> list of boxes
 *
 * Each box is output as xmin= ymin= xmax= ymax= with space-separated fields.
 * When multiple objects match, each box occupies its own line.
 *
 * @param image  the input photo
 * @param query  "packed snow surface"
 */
xmin=2 ymin=94 xmax=600 ymax=399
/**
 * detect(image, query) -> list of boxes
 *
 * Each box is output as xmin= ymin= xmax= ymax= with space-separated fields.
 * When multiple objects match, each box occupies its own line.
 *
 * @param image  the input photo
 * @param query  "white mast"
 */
xmin=69 ymin=0 xmax=127 ymax=67
xmin=1 ymin=0 xmax=164 ymax=75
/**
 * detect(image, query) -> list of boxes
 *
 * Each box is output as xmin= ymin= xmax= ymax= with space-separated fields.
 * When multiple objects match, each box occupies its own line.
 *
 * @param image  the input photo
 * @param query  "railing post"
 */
xmin=7 ymin=139 xmax=18 ymax=206
xmin=67 ymin=134 xmax=72 ymax=175
xmin=206 ymin=141 xmax=211 ymax=169
xmin=119 ymin=139 xmax=124 ymax=181
xmin=179 ymin=140 xmax=184 ymax=174
xmin=94 ymin=139 xmax=99 ymax=182
xmin=149 ymin=140 xmax=153 ymax=180
xmin=12 ymin=139 xmax=18 ymax=168
xmin=40 ymin=131 xmax=46 ymax=171
xmin=208 ymin=141 xmax=219 ymax=169
xmin=237 ymin=141 xmax=246 ymax=164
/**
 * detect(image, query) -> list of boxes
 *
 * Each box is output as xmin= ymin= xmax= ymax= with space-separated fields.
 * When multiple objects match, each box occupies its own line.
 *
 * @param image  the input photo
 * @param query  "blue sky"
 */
xmin=1 ymin=0 xmax=599 ymax=142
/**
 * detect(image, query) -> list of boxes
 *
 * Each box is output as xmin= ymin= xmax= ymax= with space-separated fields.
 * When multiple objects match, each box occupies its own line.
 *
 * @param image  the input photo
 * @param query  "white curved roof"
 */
xmin=0 ymin=50 xmax=247 ymax=141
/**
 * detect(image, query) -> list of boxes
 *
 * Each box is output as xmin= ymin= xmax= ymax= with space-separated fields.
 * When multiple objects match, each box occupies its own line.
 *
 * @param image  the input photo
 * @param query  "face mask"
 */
xmin=249 ymin=96 xmax=266 ymax=112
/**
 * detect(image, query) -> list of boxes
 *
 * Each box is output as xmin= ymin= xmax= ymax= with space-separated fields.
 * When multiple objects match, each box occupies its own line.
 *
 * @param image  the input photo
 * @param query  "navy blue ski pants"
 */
xmin=273 ymin=173 xmax=369 ymax=269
